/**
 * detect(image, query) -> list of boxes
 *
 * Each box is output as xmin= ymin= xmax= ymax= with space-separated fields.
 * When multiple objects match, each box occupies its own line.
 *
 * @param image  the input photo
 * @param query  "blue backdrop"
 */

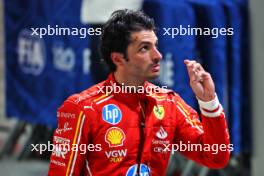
xmin=4 ymin=0 xmax=250 ymax=154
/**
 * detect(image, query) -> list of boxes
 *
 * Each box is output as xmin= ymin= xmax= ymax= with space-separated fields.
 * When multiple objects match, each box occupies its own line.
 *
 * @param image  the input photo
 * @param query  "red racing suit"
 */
xmin=48 ymin=74 xmax=231 ymax=176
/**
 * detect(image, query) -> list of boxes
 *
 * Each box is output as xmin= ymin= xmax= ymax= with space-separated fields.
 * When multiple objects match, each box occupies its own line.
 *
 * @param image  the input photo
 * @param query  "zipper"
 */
xmin=139 ymin=101 xmax=146 ymax=126
xmin=136 ymin=101 xmax=146 ymax=175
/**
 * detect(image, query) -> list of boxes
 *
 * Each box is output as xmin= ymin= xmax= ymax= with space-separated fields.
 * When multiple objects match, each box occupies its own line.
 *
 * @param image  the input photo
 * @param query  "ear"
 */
xmin=111 ymin=52 xmax=125 ymax=68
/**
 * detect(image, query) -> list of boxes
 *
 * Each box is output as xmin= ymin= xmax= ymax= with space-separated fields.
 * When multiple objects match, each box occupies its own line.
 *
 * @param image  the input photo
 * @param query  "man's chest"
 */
xmin=88 ymin=100 xmax=177 ymax=163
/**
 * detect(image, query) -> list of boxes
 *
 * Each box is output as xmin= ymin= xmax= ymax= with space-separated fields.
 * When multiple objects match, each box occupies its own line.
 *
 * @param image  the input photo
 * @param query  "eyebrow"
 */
xmin=138 ymin=40 xmax=158 ymax=47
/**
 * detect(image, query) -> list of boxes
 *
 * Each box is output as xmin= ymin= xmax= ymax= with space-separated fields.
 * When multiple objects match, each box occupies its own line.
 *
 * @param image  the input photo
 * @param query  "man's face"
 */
xmin=123 ymin=30 xmax=162 ymax=81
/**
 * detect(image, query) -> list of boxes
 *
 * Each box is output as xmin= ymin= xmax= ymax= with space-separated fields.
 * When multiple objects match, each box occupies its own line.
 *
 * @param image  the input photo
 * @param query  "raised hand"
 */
xmin=184 ymin=59 xmax=215 ymax=102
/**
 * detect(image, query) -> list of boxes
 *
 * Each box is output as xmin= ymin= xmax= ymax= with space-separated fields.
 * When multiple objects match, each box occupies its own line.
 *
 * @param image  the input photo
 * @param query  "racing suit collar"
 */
xmin=104 ymin=73 xmax=150 ymax=102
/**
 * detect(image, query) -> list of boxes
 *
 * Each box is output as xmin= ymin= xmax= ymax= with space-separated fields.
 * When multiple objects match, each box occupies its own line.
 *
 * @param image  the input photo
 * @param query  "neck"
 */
xmin=113 ymin=71 xmax=145 ymax=87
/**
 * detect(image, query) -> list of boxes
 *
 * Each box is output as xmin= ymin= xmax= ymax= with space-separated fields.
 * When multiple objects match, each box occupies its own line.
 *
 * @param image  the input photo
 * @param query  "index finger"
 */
xmin=184 ymin=59 xmax=196 ymax=81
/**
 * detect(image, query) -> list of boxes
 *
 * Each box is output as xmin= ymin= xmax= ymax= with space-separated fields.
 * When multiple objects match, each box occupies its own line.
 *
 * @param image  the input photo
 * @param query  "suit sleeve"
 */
xmin=48 ymin=100 xmax=89 ymax=175
xmin=173 ymin=94 xmax=231 ymax=169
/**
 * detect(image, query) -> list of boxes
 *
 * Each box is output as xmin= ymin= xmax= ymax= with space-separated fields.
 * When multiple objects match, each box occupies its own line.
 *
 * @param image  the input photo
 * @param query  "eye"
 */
xmin=139 ymin=45 xmax=149 ymax=52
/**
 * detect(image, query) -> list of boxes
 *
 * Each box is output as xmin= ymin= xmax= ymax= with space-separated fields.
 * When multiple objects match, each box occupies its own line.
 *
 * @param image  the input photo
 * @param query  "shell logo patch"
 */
xmin=105 ymin=127 xmax=125 ymax=147
xmin=153 ymin=105 xmax=165 ymax=120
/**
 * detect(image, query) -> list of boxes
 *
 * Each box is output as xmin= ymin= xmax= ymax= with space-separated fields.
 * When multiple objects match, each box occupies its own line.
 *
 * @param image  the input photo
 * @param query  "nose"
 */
xmin=152 ymin=47 xmax=162 ymax=62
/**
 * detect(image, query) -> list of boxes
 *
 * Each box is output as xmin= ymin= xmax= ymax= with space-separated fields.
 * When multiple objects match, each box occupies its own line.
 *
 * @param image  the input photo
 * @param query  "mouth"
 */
xmin=151 ymin=64 xmax=160 ymax=72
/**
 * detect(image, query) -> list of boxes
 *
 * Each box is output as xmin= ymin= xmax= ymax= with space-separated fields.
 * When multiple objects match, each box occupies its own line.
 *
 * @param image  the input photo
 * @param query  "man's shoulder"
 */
xmin=145 ymin=82 xmax=172 ymax=95
xmin=145 ymin=82 xmax=183 ymax=101
xmin=63 ymin=80 xmax=107 ymax=107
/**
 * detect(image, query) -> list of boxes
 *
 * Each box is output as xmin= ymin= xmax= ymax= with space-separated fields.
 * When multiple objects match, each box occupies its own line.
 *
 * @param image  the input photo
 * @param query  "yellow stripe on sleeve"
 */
xmin=176 ymin=101 xmax=190 ymax=116
xmin=94 ymin=94 xmax=109 ymax=103
xmin=66 ymin=111 xmax=84 ymax=176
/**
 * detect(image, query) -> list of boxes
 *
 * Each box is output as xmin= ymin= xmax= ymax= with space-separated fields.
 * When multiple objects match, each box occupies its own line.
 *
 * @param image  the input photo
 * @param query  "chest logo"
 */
xmin=153 ymin=105 xmax=165 ymax=120
xmin=102 ymin=104 xmax=122 ymax=125
xmin=105 ymin=149 xmax=127 ymax=163
xmin=105 ymin=127 xmax=126 ymax=147
xmin=156 ymin=126 xmax=168 ymax=139
xmin=126 ymin=164 xmax=151 ymax=176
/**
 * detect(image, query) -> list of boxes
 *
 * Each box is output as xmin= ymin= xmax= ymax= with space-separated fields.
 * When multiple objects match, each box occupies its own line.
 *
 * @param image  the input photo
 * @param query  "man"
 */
xmin=48 ymin=9 xmax=230 ymax=176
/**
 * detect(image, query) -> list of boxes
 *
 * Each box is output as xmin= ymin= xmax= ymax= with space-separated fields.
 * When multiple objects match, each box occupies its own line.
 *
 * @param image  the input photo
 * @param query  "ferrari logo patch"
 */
xmin=153 ymin=105 xmax=165 ymax=120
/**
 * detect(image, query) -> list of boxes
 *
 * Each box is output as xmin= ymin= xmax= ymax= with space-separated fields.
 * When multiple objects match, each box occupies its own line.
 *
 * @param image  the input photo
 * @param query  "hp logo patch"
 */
xmin=126 ymin=164 xmax=150 ymax=176
xmin=102 ymin=104 xmax=122 ymax=125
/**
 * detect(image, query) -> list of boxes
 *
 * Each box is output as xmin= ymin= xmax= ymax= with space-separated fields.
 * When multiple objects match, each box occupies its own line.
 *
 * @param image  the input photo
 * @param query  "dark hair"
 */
xmin=100 ymin=9 xmax=156 ymax=71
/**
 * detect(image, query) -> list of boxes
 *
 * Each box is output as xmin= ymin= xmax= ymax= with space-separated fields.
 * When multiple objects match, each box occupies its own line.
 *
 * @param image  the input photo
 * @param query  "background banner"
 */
xmin=4 ymin=0 xmax=250 ymax=154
